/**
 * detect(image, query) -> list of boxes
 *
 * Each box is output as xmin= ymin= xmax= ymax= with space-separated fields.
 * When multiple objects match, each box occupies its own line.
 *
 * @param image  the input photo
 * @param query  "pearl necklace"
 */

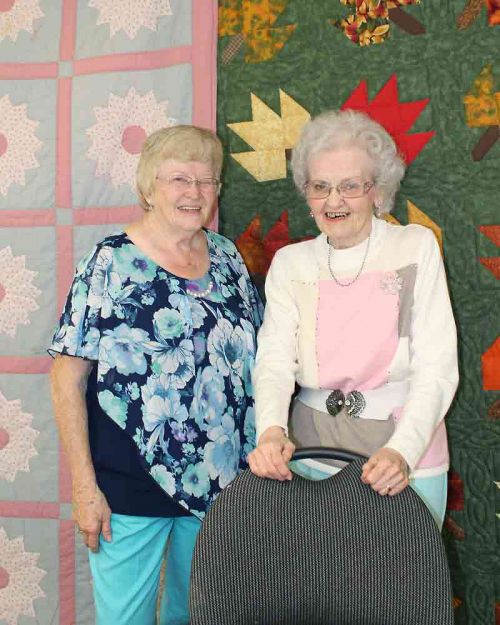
xmin=186 ymin=280 xmax=214 ymax=299
xmin=327 ymin=235 xmax=371 ymax=287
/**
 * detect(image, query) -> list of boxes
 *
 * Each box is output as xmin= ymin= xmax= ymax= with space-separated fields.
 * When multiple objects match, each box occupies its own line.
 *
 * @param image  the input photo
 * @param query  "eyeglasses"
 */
xmin=156 ymin=174 xmax=221 ymax=194
xmin=303 ymin=177 xmax=375 ymax=200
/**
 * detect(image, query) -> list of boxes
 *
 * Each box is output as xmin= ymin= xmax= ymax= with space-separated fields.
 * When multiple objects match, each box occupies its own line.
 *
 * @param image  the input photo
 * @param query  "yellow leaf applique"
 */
xmin=228 ymin=90 xmax=310 ymax=181
xmin=463 ymin=63 xmax=500 ymax=128
xmin=383 ymin=200 xmax=443 ymax=255
xmin=219 ymin=0 xmax=296 ymax=64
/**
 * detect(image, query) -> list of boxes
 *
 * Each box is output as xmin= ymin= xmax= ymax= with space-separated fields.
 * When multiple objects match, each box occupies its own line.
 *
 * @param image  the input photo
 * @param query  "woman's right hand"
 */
xmin=72 ymin=483 xmax=112 ymax=553
xmin=50 ymin=355 xmax=111 ymax=552
xmin=248 ymin=426 xmax=296 ymax=481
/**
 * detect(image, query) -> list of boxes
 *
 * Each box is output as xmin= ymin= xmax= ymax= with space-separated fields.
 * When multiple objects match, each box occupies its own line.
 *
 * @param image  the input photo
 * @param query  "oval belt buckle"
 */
xmin=345 ymin=390 xmax=366 ymax=418
xmin=325 ymin=389 xmax=344 ymax=417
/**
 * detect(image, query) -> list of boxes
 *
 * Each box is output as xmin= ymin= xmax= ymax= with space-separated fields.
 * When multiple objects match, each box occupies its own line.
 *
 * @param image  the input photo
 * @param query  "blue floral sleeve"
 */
xmin=48 ymin=244 xmax=106 ymax=360
xmin=211 ymin=231 xmax=264 ymax=329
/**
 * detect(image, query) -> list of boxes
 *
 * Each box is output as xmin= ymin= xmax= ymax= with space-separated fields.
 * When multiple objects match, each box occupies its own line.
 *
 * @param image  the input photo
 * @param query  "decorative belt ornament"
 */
xmin=325 ymin=389 xmax=366 ymax=418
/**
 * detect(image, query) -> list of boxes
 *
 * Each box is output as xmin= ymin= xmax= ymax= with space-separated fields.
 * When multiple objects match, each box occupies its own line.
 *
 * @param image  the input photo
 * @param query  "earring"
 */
xmin=373 ymin=202 xmax=381 ymax=218
xmin=309 ymin=211 xmax=314 ymax=218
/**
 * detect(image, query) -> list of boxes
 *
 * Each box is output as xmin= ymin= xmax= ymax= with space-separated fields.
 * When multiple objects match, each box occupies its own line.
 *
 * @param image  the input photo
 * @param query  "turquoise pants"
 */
xmin=289 ymin=460 xmax=448 ymax=529
xmin=88 ymin=513 xmax=202 ymax=625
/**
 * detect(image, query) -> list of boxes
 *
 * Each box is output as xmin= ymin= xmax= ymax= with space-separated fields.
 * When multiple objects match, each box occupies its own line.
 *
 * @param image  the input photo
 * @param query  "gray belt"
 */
xmin=297 ymin=380 xmax=409 ymax=421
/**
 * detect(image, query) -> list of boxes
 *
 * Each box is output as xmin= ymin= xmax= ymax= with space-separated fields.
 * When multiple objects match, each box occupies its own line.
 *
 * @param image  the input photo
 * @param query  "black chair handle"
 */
xmin=291 ymin=447 xmax=368 ymax=463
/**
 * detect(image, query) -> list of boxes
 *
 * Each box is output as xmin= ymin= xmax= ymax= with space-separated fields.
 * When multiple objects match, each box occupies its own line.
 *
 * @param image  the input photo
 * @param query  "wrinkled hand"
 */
xmin=361 ymin=447 xmax=409 ymax=496
xmin=72 ymin=484 xmax=112 ymax=552
xmin=248 ymin=426 xmax=296 ymax=481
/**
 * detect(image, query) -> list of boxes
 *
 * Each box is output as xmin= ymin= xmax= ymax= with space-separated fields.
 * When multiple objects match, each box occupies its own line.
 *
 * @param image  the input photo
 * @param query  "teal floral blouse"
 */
xmin=49 ymin=230 xmax=263 ymax=519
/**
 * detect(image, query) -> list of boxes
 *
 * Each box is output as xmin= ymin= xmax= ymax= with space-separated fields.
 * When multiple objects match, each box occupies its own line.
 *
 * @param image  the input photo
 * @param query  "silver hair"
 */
xmin=291 ymin=109 xmax=406 ymax=214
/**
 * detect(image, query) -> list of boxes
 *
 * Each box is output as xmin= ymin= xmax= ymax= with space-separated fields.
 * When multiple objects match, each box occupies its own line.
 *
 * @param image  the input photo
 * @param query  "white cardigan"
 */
xmin=253 ymin=217 xmax=459 ymax=478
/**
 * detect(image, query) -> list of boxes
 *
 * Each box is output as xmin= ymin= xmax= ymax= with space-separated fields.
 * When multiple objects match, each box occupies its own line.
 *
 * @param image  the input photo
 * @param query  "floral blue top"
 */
xmin=49 ymin=230 xmax=263 ymax=519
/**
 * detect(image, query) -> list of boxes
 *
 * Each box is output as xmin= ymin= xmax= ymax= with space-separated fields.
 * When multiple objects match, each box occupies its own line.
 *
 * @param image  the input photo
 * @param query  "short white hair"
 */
xmin=291 ymin=109 xmax=406 ymax=213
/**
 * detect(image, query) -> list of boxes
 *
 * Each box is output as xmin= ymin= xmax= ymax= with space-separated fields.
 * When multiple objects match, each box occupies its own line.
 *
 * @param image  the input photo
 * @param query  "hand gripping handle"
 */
xmin=291 ymin=447 xmax=368 ymax=463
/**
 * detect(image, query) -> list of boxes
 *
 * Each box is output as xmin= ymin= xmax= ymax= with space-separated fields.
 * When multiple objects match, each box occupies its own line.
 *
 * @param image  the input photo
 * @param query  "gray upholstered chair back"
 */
xmin=190 ymin=449 xmax=454 ymax=625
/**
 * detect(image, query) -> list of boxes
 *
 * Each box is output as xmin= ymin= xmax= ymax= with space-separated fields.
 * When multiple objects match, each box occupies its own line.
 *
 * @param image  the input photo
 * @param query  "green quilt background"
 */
xmin=217 ymin=2 xmax=500 ymax=623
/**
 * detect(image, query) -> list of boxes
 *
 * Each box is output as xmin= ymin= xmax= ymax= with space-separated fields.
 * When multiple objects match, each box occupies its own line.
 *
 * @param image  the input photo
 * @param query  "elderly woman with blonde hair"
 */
xmin=249 ymin=109 xmax=458 ymax=528
xmin=49 ymin=125 xmax=262 ymax=625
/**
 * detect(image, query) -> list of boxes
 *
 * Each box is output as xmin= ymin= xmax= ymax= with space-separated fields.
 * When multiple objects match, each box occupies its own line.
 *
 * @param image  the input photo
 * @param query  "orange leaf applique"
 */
xmin=487 ymin=0 xmax=500 ymax=25
xmin=236 ymin=211 xmax=312 ymax=279
xmin=331 ymin=0 xmax=423 ymax=46
xmin=478 ymin=225 xmax=500 ymax=279
xmin=482 ymin=337 xmax=500 ymax=390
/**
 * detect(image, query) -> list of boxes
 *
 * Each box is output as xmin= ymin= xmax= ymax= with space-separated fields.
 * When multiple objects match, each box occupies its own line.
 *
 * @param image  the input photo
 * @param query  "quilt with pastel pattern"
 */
xmin=0 ymin=1 xmax=217 ymax=623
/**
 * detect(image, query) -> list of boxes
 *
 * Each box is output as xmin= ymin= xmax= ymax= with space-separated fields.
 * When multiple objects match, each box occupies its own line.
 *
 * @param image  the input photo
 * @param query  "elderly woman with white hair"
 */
xmin=248 ymin=109 xmax=458 ymax=527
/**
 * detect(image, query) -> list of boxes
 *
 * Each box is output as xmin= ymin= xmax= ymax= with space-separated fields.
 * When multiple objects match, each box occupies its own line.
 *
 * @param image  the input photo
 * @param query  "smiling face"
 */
xmin=306 ymin=146 xmax=380 ymax=249
xmin=149 ymin=159 xmax=218 ymax=236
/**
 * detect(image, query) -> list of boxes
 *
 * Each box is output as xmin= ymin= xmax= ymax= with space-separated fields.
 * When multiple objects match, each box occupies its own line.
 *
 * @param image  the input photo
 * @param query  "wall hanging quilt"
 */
xmin=217 ymin=1 xmax=499 ymax=623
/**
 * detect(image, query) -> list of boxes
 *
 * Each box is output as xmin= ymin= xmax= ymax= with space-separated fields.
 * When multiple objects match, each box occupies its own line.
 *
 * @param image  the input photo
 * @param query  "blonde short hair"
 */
xmin=136 ymin=125 xmax=223 ymax=211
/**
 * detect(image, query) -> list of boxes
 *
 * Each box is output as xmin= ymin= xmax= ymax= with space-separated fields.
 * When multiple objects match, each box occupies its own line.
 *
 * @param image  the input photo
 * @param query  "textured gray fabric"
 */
xmin=189 ymin=460 xmax=454 ymax=624
xmin=289 ymin=400 xmax=395 ymax=470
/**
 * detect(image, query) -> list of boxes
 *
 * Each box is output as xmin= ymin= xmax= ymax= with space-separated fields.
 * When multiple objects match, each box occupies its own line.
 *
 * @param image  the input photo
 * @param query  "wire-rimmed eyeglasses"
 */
xmin=303 ymin=177 xmax=375 ymax=200
xmin=156 ymin=174 xmax=221 ymax=194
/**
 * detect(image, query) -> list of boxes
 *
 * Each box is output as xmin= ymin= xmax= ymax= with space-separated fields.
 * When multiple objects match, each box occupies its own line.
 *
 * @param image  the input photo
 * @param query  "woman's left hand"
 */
xmin=361 ymin=447 xmax=409 ymax=496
